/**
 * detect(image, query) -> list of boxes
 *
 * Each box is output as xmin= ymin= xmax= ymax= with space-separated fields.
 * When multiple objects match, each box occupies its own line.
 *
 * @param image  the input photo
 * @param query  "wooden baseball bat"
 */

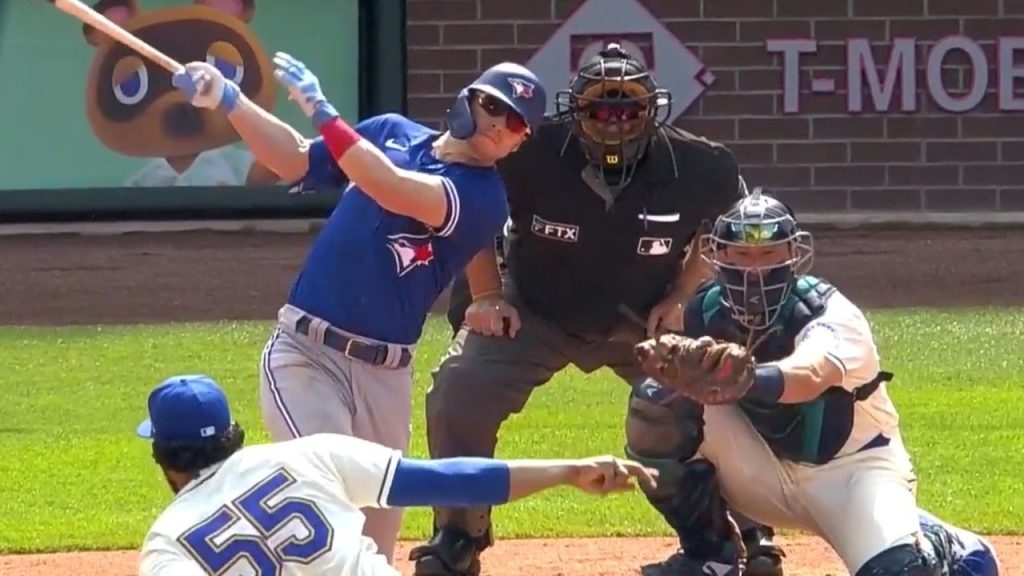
xmin=48 ymin=0 xmax=183 ymax=74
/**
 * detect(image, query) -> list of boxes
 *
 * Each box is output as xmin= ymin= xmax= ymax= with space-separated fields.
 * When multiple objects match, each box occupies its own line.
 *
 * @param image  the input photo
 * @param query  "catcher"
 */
xmin=414 ymin=43 xmax=784 ymax=576
xmin=633 ymin=189 xmax=1002 ymax=576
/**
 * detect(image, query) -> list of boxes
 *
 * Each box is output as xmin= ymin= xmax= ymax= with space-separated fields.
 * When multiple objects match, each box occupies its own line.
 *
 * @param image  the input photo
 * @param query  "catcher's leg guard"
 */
xmin=853 ymin=542 xmax=944 ymax=576
xmin=409 ymin=525 xmax=490 ymax=576
xmin=851 ymin=510 xmax=996 ymax=576
xmin=625 ymin=380 xmax=706 ymax=546
xmin=918 ymin=509 xmax=1000 ymax=576
xmin=626 ymin=381 xmax=785 ymax=575
xmin=742 ymin=525 xmax=786 ymax=576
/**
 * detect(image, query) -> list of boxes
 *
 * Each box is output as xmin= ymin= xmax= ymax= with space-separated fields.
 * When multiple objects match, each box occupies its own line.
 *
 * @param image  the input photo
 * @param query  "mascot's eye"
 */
xmin=112 ymin=60 xmax=149 ymax=106
xmin=207 ymin=55 xmax=244 ymax=84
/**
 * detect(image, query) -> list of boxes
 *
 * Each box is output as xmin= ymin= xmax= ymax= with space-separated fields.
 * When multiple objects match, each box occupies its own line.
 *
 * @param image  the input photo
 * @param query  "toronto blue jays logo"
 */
xmin=387 ymin=233 xmax=435 ymax=276
xmin=508 ymin=77 xmax=535 ymax=99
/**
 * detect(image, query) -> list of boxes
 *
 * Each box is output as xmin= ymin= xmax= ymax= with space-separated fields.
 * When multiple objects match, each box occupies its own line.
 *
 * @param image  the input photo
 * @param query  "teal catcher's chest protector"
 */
xmin=695 ymin=276 xmax=890 ymax=464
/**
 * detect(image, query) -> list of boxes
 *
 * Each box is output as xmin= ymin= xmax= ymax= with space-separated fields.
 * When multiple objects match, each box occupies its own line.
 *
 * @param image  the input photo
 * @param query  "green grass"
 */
xmin=0 ymin=309 xmax=1022 ymax=553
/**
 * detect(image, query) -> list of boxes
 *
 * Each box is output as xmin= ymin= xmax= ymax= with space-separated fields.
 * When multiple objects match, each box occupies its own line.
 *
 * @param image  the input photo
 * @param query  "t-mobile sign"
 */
xmin=768 ymin=36 xmax=1024 ymax=114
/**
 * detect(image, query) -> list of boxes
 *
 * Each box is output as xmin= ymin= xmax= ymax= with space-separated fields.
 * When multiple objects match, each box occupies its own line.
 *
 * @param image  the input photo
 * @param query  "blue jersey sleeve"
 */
xmin=385 ymin=457 xmax=511 ymax=507
xmin=287 ymin=114 xmax=394 ymax=194
xmin=431 ymin=169 xmax=509 ymax=249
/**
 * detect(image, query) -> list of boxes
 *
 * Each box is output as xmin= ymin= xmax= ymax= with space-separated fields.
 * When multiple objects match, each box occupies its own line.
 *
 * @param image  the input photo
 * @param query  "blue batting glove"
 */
xmin=272 ymin=51 xmax=338 ymax=128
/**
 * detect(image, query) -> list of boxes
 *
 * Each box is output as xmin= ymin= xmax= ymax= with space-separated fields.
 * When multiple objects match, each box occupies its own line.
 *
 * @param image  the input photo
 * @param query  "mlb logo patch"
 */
xmin=637 ymin=237 xmax=672 ymax=256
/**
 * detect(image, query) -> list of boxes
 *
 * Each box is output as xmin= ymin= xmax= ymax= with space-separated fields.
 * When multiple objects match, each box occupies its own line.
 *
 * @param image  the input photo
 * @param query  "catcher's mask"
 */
xmin=554 ymin=43 xmax=671 ymax=190
xmin=703 ymin=183 xmax=814 ymax=330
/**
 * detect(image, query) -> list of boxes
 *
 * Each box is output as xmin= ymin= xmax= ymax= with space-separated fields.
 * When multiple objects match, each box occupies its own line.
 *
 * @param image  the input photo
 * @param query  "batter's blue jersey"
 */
xmin=286 ymin=113 xmax=509 ymax=345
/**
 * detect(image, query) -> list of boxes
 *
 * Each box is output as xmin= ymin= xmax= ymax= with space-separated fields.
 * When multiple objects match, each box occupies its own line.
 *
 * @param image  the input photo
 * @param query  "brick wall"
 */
xmin=405 ymin=0 xmax=1024 ymax=214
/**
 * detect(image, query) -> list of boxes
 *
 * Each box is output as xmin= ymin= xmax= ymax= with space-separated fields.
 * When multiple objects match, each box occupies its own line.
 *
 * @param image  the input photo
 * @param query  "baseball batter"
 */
xmin=135 ymin=375 xmax=657 ymax=576
xmin=171 ymin=53 xmax=546 ymax=562
xmin=631 ymin=189 xmax=1001 ymax=576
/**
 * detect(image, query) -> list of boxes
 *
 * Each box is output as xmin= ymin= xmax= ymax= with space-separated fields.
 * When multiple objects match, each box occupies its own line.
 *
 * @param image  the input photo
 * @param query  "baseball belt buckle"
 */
xmin=343 ymin=338 xmax=358 ymax=360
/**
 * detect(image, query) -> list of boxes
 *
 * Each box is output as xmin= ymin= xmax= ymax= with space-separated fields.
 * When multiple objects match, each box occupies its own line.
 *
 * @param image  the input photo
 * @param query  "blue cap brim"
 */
xmin=136 ymin=419 xmax=154 ymax=439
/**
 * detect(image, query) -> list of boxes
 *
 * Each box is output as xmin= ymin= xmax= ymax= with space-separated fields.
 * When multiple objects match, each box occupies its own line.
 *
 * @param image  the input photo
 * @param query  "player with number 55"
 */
xmin=135 ymin=375 xmax=657 ymax=576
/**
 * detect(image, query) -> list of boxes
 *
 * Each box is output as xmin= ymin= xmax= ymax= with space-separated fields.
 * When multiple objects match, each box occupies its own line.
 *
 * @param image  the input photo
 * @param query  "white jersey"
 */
xmin=123 ymin=146 xmax=255 ymax=187
xmin=139 ymin=434 xmax=402 ymax=576
xmin=791 ymin=289 xmax=901 ymax=458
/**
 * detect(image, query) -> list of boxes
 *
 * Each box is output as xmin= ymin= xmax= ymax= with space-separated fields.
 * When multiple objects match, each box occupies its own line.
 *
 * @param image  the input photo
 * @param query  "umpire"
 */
xmin=411 ymin=44 xmax=784 ymax=576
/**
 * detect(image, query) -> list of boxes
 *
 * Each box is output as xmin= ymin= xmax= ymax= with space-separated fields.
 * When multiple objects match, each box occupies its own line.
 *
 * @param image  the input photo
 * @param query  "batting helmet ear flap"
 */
xmin=445 ymin=89 xmax=477 ymax=140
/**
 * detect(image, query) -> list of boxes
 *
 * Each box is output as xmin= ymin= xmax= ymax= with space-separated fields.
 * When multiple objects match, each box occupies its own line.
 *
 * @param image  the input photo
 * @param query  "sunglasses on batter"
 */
xmin=475 ymin=91 xmax=530 ymax=136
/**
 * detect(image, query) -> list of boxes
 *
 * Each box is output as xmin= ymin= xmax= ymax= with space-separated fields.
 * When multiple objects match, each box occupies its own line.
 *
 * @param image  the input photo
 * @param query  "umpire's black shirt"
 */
xmin=494 ymin=121 xmax=742 ymax=338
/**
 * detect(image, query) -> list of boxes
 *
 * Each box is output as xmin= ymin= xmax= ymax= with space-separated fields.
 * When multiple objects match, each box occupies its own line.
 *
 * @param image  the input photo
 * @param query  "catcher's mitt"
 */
xmin=635 ymin=334 xmax=756 ymax=405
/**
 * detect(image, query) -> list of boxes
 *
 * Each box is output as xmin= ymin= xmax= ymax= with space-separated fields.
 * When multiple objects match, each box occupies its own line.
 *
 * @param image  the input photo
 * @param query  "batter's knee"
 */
xmin=854 ymin=543 xmax=941 ymax=576
xmin=625 ymin=378 xmax=704 ymax=486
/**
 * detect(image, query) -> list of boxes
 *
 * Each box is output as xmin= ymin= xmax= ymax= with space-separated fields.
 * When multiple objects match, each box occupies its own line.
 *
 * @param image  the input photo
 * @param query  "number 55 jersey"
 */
xmin=139 ymin=434 xmax=402 ymax=576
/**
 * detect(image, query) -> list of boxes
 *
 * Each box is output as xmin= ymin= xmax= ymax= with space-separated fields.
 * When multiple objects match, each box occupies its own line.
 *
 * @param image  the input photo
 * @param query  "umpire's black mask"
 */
xmin=554 ymin=43 xmax=672 ymax=190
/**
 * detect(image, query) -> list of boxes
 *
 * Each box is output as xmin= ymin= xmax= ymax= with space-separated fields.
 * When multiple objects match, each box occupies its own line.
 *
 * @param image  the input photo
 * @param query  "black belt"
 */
xmin=294 ymin=315 xmax=412 ymax=369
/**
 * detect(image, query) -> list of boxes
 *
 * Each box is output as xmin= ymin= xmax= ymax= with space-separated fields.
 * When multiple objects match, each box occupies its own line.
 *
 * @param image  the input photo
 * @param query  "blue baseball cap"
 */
xmin=136 ymin=375 xmax=231 ymax=444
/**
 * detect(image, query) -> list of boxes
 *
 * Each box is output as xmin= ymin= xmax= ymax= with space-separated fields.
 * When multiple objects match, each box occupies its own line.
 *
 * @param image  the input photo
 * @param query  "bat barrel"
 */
xmin=51 ymin=0 xmax=182 ymax=73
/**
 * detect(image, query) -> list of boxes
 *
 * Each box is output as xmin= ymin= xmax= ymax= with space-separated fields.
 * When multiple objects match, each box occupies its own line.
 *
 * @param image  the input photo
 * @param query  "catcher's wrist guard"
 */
xmin=747 ymin=365 xmax=785 ymax=403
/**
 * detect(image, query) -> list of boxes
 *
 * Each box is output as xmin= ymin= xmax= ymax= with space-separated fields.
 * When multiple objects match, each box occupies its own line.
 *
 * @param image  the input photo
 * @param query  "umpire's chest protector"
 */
xmin=498 ymin=124 xmax=737 ymax=331
xmin=695 ymin=277 xmax=881 ymax=465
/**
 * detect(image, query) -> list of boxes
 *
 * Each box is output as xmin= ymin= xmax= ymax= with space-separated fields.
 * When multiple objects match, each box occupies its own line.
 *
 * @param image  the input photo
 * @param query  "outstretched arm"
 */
xmin=748 ymin=343 xmax=845 ymax=404
xmin=170 ymin=63 xmax=311 ymax=184
xmin=225 ymin=95 xmax=311 ymax=184
xmin=275 ymin=53 xmax=457 ymax=229
xmin=385 ymin=455 xmax=657 ymax=508
xmin=747 ymin=294 xmax=880 ymax=405
xmin=314 ymin=433 xmax=656 ymax=509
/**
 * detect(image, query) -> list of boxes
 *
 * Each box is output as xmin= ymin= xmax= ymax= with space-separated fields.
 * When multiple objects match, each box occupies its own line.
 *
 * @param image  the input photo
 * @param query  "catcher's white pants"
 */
xmin=699 ymin=405 xmax=921 ymax=574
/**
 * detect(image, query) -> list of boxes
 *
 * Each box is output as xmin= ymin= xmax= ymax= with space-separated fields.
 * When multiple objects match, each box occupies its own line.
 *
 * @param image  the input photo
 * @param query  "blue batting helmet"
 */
xmin=703 ymin=183 xmax=814 ymax=329
xmin=446 ymin=62 xmax=547 ymax=140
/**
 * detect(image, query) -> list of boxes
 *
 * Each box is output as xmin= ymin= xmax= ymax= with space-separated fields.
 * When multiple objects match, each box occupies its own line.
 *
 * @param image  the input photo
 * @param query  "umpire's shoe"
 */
xmin=639 ymin=527 xmax=784 ymax=576
xmin=409 ymin=526 xmax=488 ymax=576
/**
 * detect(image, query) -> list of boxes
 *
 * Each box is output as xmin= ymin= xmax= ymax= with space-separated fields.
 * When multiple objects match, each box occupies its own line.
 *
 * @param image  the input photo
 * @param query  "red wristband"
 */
xmin=319 ymin=117 xmax=361 ymax=161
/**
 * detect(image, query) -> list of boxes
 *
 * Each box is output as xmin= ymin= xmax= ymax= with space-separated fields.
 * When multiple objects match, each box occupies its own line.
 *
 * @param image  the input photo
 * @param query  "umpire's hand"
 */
xmin=465 ymin=294 xmax=522 ymax=338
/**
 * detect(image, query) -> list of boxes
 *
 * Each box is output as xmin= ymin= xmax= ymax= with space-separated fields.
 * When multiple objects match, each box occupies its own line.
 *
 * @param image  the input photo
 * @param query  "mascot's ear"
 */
xmin=83 ymin=0 xmax=138 ymax=47
xmin=194 ymin=0 xmax=255 ymax=23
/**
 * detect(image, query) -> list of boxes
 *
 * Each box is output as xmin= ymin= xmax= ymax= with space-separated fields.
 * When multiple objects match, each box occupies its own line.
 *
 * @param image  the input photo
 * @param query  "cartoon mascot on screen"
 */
xmin=81 ymin=0 xmax=280 ymax=186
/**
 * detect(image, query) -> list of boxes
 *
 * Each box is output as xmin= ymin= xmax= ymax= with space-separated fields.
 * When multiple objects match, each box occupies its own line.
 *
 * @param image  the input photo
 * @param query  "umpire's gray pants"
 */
xmin=259 ymin=304 xmax=413 ymax=563
xmin=425 ymin=294 xmax=648 ymax=540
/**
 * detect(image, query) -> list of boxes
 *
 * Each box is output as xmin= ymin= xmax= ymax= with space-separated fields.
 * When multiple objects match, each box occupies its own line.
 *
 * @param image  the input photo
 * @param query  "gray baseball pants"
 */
xmin=259 ymin=304 xmax=414 ymax=563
